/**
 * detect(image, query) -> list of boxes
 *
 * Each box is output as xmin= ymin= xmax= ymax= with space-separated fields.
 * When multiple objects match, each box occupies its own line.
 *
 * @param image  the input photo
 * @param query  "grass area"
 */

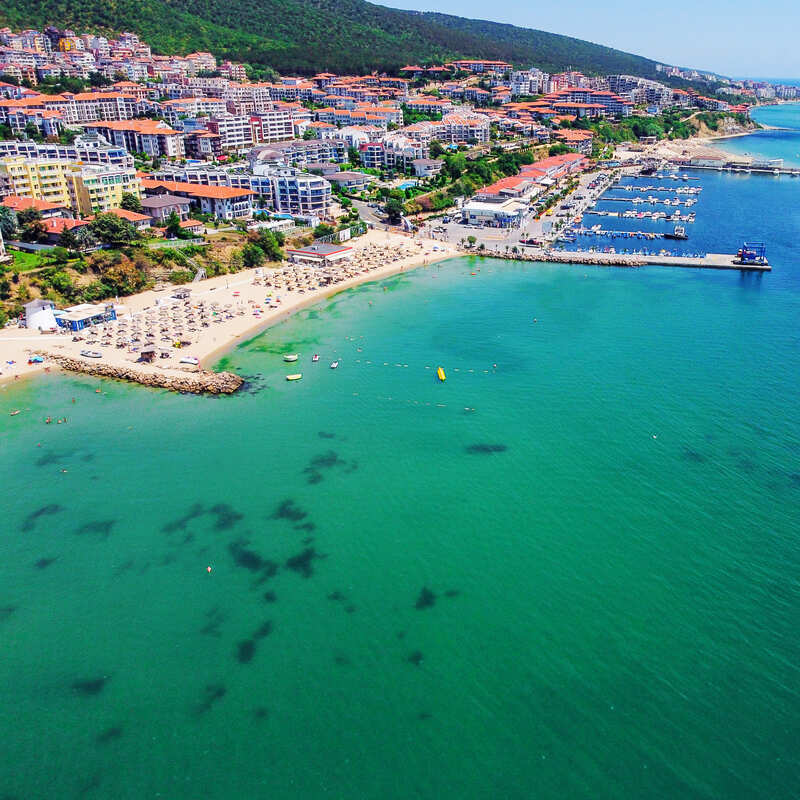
xmin=7 ymin=249 xmax=49 ymax=273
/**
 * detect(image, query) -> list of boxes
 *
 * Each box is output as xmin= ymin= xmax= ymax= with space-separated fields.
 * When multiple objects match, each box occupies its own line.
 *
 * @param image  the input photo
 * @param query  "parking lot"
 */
xmin=418 ymin=170 xmax=618 ymax=254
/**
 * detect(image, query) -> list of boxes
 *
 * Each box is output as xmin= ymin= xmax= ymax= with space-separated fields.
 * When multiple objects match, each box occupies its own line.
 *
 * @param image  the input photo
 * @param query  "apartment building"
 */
xmin=151 ymin=164 xmax=332 ymax=217
xmin=141 ymin=178 xmax=254 ymax=219
xmin=0 ymin=131 xmax=134 ymax=168
xmin=403 ymin=96 xmax=454 ymax=116
xmin=510 ymin=69 xmax=549 ymax=97
xmin=0 ymin=155 xmax=139 ymax=215
xmin=437 ymin=113 xmax=491 ymax=144
xmin=83 ymin=119 xmax=185 ymax=158
xmin=205 ymin=113 xmax=253 ymax=150
xmin=160 ymin=96 xmax=228 ymax=124
xmin=450 ymin=60 xmax=512 ymax=74
xmin=249 ymin=138 xmax=347 ymax=168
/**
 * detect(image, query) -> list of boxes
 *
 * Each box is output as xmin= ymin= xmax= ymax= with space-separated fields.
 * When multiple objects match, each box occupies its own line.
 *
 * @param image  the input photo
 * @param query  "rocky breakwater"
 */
xmin=37 ymin=352 xmax=243 ymax=394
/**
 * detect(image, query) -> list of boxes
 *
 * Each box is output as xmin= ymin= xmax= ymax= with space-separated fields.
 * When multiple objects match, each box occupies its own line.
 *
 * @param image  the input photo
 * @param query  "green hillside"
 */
xmin=0 ymin=0 xmax=665 ymax=78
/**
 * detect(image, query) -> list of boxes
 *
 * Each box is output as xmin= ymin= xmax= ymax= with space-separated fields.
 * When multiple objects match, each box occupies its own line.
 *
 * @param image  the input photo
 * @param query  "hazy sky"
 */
xmin=377 ymin=0 xmax=800 ymax=78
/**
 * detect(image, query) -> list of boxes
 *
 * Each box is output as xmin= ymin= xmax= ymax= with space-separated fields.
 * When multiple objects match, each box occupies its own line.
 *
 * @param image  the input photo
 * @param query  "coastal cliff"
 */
xmin=36 ymin=352 xmax=244 ymax=394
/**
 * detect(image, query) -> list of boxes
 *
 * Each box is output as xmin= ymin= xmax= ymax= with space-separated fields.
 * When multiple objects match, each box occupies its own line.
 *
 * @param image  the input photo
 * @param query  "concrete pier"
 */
xmin=472 ymin=249 xmax=771 ymax=271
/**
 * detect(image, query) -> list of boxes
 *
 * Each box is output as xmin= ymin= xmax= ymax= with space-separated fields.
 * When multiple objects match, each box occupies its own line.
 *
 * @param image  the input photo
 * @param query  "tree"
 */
xmin=59 ymin=228 xmax=80 ymax=252
xmin=164 ymin=210 xmax=183 ymax=238
xmin=302 ymin=128 xmax=317 ymax=140
xmin=384 ymin=197 xmax=404 ymax=224
xmin=0 ymin=205 xmax=16 ymax=239
xmin=89 ymin=213 xmax=139 ymax=246
xmin=347 ymin=147 xmax=361 ymax=166
xmin=429 ymin=140 xmax=445 ymax=158
xmin=313 ymin=223 xmax=334 ymax=238
xmin=23 ymin=122 xmax=43 ymax=143
xmin=249 ymin=229 xmax=284 ymax=261
xmin=17 ymin=208 xmax=45 ymax=242
xmin=120 ymin=192 xmax=143 ymax=213
xmin=241 ymin=243 xmax=265 ymax=268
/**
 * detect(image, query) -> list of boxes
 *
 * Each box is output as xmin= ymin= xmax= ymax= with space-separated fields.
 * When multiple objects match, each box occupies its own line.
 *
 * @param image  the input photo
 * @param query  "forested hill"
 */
xmin=0 ymin=0 xmax=664 ymax=78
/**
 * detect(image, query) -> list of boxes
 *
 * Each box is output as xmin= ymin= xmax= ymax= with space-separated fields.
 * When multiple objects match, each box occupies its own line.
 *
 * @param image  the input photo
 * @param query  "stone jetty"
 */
xmin=36 ymin=352 xmax=244 ymax=394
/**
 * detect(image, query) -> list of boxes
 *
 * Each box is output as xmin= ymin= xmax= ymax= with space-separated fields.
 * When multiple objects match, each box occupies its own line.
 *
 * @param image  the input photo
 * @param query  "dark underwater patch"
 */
xmin=253 ymin=706 xmax=269 ymax=721
xmin=34 ymin=557 xmax=58 ymax=569
xmin=114 ymin=558 xmax=135 ymax=576
xmin=263 ymin=590 xmax=277 ymax=603
xmin=465 ymin=443 xmax=508 ymax=454
xmin=228 ymin=539 xmax=267 ymax=572
xmin=35 ymin=450 xmax=72 ymax=468
xmin=789 ymin=472 xmax=800 ymax=487
xmin=285 ymin=547 xmax=317 ymax=578
xmin=407 ymin=650 xmax=424 ymax=666
xmin=237 ymin=639 xmax=256 ymax=664
xmin=272 ymin=500 xmax=307 ymax=522
xmin=444 ymin=589 xmax=461 ymax=598
xmin=318 ymin=431 xmax=336 ymax=439
xmin=415 ymin=587 xmax=436 ymax=610
xmin=71 ymin=677 xmax=108 ymax=696
xmin=682 ymin=448 xmax=707 ymax=464
xmin=0 ymin=606 xmax=17 ymax=622
xmin=96 ymin=726 xmax=123 ymax=745
xmin=21 ymin=504 xmax=64 ymax=532
xmin=303 ymin=451 xmax=351 ymax=483
xmin=200 ymin=607 xmax=225 ymax=637
xmin=345 ymin=604 xmax=357 ymax=614
xmin=254 ymin=621 xmax=273 ymax=639
xmin=75 ymin=520 xmax=115 ymax=539
xmin=162 ymin=503 xmax=205 ymax=533
xmin=334 ymin=654 xmax=351 ymax=666
xmin=209 ymin=503 xmax=243 ymax=531
xmin=194 ymin=683 xmax=226 ymax=716
xmin=327 ymin=591 xmax=345 ymax=602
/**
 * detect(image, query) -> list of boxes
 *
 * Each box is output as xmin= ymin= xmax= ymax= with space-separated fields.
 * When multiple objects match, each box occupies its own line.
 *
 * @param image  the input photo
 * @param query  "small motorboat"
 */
xmin=286 ymin=373 xmax=302 ymax=381
xmin=284 ymin=354 xmax=299 ymax=362
xmin=330 ymin=361 xmax=339 ymax=369
xmin=10 ymin=410 xmax=21 ymax=416
xmin=312 ymin=354 xmax=319 ymax=362
xmin=437 ymin=366 xmax=446 ymax=382
xmin=179 ymin=356 xmax=200 ymax=365
xmin=79 ymin=350 xmax=102 ymax=358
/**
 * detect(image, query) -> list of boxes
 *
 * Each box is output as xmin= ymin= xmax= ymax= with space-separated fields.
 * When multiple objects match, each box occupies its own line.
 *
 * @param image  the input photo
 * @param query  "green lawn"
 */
xmin=7 ymin=249 xmax=48 ymax=272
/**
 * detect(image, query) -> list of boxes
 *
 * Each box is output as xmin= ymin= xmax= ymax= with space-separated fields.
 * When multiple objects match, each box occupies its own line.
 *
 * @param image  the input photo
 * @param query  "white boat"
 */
xmin=79 ymin=350 xmax=102 ymax=358
xmin=283 ymin=354 xmax=299 ymax=362
xmin=330 ymin=361 xmax=339 ymax=369
xmin=286 ymin=373 xmax=302 ymax=381
xmin=312 ymin=354 xmax=319 ymax=362
xmin=179 ymin=356 xmax=199 ymax=365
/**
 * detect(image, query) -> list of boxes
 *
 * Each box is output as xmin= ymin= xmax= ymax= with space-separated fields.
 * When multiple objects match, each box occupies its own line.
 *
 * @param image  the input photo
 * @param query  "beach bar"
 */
xmin=55 ymin=303 xmax=117 ymax=331
xmin=285 ymin=243 xmax=353 ymax=266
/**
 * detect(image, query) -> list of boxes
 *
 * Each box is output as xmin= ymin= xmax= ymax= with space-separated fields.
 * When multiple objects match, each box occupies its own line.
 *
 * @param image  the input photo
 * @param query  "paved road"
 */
xmin=351 ymin=198 xmax=386 ymax=226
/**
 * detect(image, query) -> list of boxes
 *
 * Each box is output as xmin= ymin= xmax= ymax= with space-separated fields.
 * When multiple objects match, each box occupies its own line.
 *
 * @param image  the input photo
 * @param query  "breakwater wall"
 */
xmin=37 ymin=353 xmax=244 ymax=394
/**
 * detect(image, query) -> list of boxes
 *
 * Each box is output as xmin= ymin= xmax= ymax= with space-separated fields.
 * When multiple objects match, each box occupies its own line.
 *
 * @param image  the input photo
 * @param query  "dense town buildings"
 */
xmin=0 ymin=24 xmax=772 ymax=231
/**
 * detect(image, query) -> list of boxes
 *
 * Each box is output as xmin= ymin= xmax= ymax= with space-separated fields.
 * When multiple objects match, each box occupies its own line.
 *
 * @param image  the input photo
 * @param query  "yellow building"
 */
xmin=0 ymin=157 xmax=140 ymax=216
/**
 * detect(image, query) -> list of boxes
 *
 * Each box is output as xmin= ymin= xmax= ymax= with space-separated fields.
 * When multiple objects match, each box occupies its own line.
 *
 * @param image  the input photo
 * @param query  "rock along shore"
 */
xmin=36 ymin=352 xmax=244 ymax=394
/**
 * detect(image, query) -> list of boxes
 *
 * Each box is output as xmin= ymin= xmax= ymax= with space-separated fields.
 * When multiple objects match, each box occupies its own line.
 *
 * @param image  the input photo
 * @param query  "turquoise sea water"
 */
xmin=709 ymin=102 xmax=800 ymax=166
xmin=2 ymin=128 xmax=800 ymax=798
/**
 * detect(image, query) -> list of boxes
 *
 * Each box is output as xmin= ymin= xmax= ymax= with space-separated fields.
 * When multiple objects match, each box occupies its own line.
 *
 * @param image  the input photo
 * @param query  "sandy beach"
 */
xmin=0 ymin=230 xmax=458 ymax=390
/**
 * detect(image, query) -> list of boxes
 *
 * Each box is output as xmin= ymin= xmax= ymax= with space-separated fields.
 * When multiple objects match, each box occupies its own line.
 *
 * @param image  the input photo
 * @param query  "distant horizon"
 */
xmin=378 ymin=0 xmax=799 ymax=78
